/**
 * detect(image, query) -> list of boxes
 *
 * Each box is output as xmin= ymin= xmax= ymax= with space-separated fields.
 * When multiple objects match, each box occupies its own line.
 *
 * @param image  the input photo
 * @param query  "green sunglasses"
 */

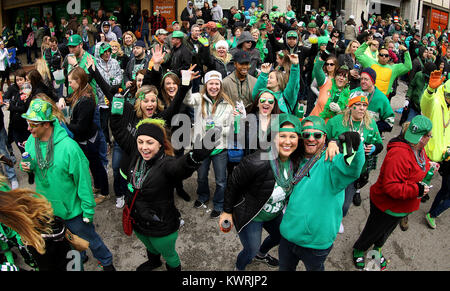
xmin=259 ymin=98 xmax=275 ymax=104
xmin=301 ymin=131 xmax=324 ymax=140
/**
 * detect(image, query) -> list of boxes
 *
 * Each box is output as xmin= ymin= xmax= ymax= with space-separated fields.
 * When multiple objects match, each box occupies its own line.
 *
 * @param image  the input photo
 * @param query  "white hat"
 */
xmin=204 ymin=70 xmax=223 ymax=84
xmin=156 ymin=28 xmax=169 ymax=36
xmin=215 ymin=40 xmax=229 ymax=51
xmin=349 ymin=15 xmax=355 ymax=19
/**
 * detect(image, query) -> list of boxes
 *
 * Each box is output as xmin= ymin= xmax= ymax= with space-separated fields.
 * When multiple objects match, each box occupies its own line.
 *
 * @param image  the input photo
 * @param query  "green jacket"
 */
xmin=21 ymin=122 xmax=95 ymax=220
xmin=406 ymin=71 xmax=427 ymax=112
xmin=252 ymin=63 xmax=300 ymax=114
xmin=280 ymin=143 xmax=365 ymax=250
xmin=420 ymin=84 xmax=450 ymax=162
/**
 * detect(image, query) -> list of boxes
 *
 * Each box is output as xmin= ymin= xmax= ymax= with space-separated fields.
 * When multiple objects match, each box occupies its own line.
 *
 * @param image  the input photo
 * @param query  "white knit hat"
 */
xmin=215 ymin=40 xmax=229 ymax=51
xmin=204 ymin=70 xmax=223 ymax=84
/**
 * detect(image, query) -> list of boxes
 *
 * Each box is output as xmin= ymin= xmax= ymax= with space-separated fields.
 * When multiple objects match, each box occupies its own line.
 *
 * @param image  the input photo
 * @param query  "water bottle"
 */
xmin=365 ymin=133 xmax=373 ymax=145
xmin=111 ymin=88 xmax=124 ymax=115
xmin=22 ymin=152 xmax=33 ymax=170
xmin=295 ymin=103 xmax=305 ymax=119
xmin=354 ymin=63 xmax=361 ymax=71
xmin=220 ymin=219 xmax=231 ymax=233
xmin=422 ymin=166 xmax=435 ymax=186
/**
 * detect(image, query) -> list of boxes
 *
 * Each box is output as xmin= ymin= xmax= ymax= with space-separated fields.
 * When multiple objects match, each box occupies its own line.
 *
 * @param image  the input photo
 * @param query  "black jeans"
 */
xmin=353 ymin=201 xmax=401 ymax=251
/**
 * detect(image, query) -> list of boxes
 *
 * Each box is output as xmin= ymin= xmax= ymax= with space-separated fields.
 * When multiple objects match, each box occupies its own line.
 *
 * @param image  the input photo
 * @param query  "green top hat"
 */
xmin=22 ymin=99 xmax=57 ymax=123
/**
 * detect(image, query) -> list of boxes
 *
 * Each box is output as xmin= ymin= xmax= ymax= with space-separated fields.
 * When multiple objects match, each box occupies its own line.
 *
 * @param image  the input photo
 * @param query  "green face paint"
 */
xmin=353 ymin=106 xmax=357 ymax=110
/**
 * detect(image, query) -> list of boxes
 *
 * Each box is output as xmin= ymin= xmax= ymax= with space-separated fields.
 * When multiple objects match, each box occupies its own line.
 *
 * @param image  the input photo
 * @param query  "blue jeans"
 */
xmin=407 ymin=106 xmax=420 ymax=122
xmin=79 ymin=133 xmax=109 ymax=196
xmin=112 ymin=142 xmax=127 ymax=198
xmin=0 ymin=127 xmax=17 ymax=182
xmin=343 ymin=182 xmax=356 ymax=217
xmin=196 ymin=150 xmax=227 ymax=211
xmin=236 ymin=213 xmax=283 ymax=270
xmin=94 ymin=107 xmax=108 ymax=168
xmin=429 ymin=169 xmax=450 ymax=218
xmin=278 ymin=237 xmax=333 ymax=271
xmin=64 ymin=215 xmax=113 ymax=267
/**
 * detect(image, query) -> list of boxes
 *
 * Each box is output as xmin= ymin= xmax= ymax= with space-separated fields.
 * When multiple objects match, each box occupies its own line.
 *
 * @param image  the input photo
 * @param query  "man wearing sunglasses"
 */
xmin=20 ymin=99 xmax=116 ymax=271
xmin=279 ymin=116 xmax=366 ymax=271
xmin=420 ymin=72 xmax=450 ymax=229
xmin=355 ymin=39 xmax=412 ymax=97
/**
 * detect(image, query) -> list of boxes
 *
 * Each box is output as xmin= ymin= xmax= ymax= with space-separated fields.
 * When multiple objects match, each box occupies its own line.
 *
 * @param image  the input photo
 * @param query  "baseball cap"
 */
xmin=233 ymin=49 xmax=251 ymax=64
xmin=172 ymin=21 xmax=179 ymax=26
xmin=203 ymin=21 xmax=217 ymax=29
xmin=301 ymin=115 xmax=327 ymax=135
xmin=404 ymin=115 xmax=432 ymax=144
xmin=286 ymin=30 xmax=298 ymax=39
xmin=99 ymin=42 xmax=112 ymax=55
xmin=67 ymin=34 xmax=82 ymax=46
xmin=271 ymin=113 xmax=302 ymax=134
xmin=204 ymin=70 xmax=222 ymax=84
xmin=134 ymin=40 xmax=146 ymax=48
xmin=109 ymin=15 xmax=117 ymax=22
xmin=156 ymin=29 xmax=169 ymax=36
xmin=172 ymin=31 xmax=184 ymax=38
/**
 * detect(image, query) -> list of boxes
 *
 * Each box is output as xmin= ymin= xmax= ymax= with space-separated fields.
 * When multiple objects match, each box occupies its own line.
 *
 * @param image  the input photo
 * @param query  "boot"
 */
xmin=166 ymin=263 xmax=181 ymax=271
xmin=136 ymin=251 xmax=162 ymax=271
xmin=176 ymin=182 xmax=191 ymax=202
xmin=353 ymin=190 xmax=361 ymax=206
xmin=399 ymin=216 xmax=409 ymax=231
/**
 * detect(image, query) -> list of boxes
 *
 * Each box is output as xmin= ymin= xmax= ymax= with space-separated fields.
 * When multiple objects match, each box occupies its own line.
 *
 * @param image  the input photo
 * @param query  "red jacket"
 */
xmin=370 ymin=139 xmax=431 ymax=214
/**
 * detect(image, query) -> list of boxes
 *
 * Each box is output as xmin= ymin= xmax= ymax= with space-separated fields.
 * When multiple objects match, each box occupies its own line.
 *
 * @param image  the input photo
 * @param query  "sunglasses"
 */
xmin=379 ymin=53 xmax=390 ymax=58
xmin=325 ymin=63 xmax=336 ymax=67
xmin=259 ymin=98 xmax=275 ymax=104
xmin=27 ymin=121 xmax=43 ymax=128
xmin=301 ymin=132 xmax=324 ymax=140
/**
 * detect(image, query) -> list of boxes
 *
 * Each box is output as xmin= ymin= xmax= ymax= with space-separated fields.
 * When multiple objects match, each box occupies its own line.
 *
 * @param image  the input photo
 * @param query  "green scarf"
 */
xmin=320 ymin=78 xmax=350 ymax=119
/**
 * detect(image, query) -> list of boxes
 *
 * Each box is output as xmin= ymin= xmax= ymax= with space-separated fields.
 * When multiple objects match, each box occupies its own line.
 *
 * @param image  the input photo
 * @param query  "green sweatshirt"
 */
xmin=355 ymin=42 xmax=412 ymax=96
xmin=252 ymin=63 xmax=300 ymax=114
xmin=406 ymin=71 xmax=426 ymax=111
xmin=21 ymin=122 xmax=95 ymax=220
xmin=280 ymin=143 xmax=365 ymax=250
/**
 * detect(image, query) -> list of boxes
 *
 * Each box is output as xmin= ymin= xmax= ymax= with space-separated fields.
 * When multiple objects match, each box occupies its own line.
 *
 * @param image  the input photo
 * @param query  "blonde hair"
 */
xmin=0 ymin=187 xmax=54 ymax=254
xmin=341 ymin=106 xmax=373 ymax=130
xmin=35 ymin=58 xmax=52 ymax=82
xmin=123 ymin=31 xmax=137 ymax=47
xmin=345 ymin=40 xmax=360 ymax=54
xmin=109 ymin=40 xmax=124 ymax=57
xmin=200 ymin=82 xmax=235 ymax=118
xmin=134 ymin=85 xmax=164 ymax=119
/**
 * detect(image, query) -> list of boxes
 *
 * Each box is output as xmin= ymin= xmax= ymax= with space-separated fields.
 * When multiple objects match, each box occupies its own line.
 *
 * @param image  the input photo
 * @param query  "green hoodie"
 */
xmin=280 ymin=143 xmax=365 ymax=250
xmin=21 ymin=122 xmax=95 ymax=220
xmin=252 ymin=63 xmax=300 ymax=114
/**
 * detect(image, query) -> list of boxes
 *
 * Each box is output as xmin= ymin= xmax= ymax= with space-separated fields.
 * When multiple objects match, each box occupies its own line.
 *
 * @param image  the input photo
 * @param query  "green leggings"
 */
xmin=134 ymin=230 xmax=180 ymax=268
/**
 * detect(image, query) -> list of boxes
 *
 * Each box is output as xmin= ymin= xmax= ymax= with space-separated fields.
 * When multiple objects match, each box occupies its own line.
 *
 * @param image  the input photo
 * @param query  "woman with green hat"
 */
xmin=220 ymin=113 xmax=304 ymax=270
xmin=352 ymin=115 xmax=436 ymax=270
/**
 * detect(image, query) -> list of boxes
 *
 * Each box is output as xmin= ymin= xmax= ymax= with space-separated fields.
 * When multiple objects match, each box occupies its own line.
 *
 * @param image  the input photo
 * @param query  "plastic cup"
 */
xmin=181 ymin=70 xmax=191 ymax=86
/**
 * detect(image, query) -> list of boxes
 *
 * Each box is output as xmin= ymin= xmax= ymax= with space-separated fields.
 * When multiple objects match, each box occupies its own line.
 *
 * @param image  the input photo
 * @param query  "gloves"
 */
xmin=428 ymin=70 xmax=445 ymax=90
xmin=190 ymin=126 xmax=222 ymax=163
xmin=338 ymin=131 xmax=361 ymax=165
xmin=320 ymin=49 xmax=330 ymax=62
xmin=329 ymin=102 xmax=341 ymax=113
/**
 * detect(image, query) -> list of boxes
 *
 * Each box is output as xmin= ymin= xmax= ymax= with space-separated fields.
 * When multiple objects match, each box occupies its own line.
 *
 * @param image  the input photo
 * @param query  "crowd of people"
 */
xmin=0 ymin=1 xmax=449 ymax=272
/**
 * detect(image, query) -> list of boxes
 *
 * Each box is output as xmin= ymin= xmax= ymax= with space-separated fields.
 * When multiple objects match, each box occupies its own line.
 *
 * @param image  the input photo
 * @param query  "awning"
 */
xmin=370 ymin=0 xmax=402 ymax=8
xmin=3 ymin=0 xmax=59 ymax=10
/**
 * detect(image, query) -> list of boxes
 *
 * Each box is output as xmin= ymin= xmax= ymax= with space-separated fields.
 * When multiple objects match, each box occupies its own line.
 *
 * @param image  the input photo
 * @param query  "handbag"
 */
xmin=122 ymin=190 xmax=140 ymax=236
xmin=65 ymin=229 xmax=89 ymax=252
xmin=135 ymin=17 xmax=143 ymax=39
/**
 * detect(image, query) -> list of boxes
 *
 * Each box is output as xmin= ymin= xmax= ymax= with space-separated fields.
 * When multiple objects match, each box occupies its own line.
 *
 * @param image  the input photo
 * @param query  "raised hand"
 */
xmin=428 ymin=70 xmax=445 ymax=90
xmin=151 ymin=44 xmax=166 ymax=65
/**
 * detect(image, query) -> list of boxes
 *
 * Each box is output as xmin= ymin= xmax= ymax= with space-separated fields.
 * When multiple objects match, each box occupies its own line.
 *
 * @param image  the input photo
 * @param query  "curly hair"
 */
xmin=0 ymin=188 xmax=54 ymax=254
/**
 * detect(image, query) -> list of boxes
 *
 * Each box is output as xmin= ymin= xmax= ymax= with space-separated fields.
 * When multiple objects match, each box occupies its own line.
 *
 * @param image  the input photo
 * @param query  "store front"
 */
xmin=423 ymin=5 xmax=449 ymax=33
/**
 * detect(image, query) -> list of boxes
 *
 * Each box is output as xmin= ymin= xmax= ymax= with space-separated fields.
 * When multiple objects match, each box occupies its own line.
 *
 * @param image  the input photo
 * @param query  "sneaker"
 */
xmin=399 ymin=216 xmax=409 ymax=231
xmin=353 ymin=192 xmax=361 ymax=206
xmin=339 ymin=222 xmax=344 ymax=234
xmin=352 ymin=249 xmax=365 ymax=270
xmin=11 ymin=179 xmax=19 ymax=190
xmin=425 ymin=213 xmax=436 ymax=229
xmin=254 ymin=253 xmax=279 ymax=268
xmin=379 ymin=255 xmax=387 ymax=271
xmin=93 ymin=187 xmax=102 ymax=194
xmin=115 ymin=196 xmax=125 ymax=209
xmin=193 ymin=200 xmax=205 ymax=208
xmin=210 ymin=209 xmax=221 ymax=218
xmin=102 ymin=264 xmax=116 ymax=271
xmin=95 ymin=194 xmax=108 ymax=205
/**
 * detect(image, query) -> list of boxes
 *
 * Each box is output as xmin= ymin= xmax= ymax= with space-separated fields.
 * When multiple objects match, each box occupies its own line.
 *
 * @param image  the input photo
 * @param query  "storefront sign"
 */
xmin=430 ymin=8 xmax=449 ymax=32
xmin=154 ymin=0 xmax=176 ymax=30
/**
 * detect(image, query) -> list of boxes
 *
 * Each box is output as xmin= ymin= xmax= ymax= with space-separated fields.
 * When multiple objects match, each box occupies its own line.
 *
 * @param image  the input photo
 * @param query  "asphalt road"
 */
xmin=4 ymin=80 xmax=449 ymax=272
